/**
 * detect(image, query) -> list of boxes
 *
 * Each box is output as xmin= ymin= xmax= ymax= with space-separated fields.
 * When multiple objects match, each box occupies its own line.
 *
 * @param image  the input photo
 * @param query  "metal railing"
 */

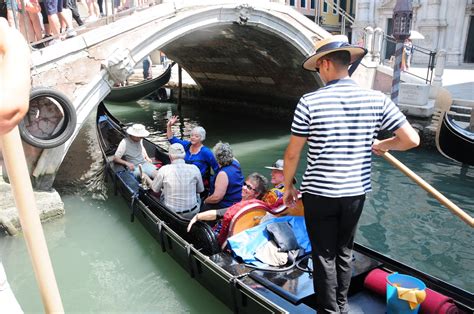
xmin=382 ymin=34 xmax=436 ymax=84
xmin=322 ymin=0 xmax=355 ymax=35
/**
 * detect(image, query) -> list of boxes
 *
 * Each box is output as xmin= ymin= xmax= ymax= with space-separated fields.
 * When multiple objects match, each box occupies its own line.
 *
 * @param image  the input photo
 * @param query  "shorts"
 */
xmin=0 ymin=2 xmax=7 ymax=19
xmin=44 ymin=0 xmax=63 ymax=15
xmin=6 ymin=0 xmax=18 ymax=11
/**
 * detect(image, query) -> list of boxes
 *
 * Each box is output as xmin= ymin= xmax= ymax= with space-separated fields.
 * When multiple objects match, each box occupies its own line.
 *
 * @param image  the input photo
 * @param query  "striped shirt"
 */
xmin=291 ymin=78 xmax=407 ymax=198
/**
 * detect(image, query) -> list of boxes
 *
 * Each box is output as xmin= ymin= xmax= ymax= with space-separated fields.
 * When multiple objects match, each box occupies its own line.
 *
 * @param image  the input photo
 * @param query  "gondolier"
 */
xmin=283 ymin=35 xmax=420 ymax=313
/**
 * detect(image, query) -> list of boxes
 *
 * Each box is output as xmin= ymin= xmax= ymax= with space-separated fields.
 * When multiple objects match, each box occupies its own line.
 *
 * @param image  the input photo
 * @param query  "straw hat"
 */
xmin=127 ymin=124 xmax=149 ymax=137
xmin=302 ymin=35 xmax=367 ymax=72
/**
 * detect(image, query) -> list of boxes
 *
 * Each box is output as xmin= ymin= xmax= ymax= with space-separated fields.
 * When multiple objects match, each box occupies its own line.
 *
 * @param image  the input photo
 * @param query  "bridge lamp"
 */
xmin=390 ymin=0 xmax=413 ymax=105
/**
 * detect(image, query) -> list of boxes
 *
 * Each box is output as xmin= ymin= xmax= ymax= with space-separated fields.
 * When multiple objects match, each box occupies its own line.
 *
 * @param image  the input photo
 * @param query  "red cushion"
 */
xmin=363 ymin=269 xmax=459 ymax=313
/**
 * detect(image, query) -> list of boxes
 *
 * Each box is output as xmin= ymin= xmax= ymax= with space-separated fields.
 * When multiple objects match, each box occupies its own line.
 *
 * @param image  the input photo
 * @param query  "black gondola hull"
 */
xmin=436 ymin=112 xmax=474 ymax=165
xmin=105 ymin=63 xmax=174 ymax=103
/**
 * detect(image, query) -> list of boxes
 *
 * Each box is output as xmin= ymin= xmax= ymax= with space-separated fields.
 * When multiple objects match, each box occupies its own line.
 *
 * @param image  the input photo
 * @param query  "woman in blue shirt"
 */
xmin=167 ymin=116 xmax=219 ymax=187
xmin=203 ymin=141 xmax=244 ymax=209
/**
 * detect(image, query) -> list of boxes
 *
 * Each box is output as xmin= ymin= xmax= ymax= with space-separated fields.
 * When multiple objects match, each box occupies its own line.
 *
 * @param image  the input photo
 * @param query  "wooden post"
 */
xmin=470 ymin=108 xmax=474 ymax=132
xmin=0 ymin=127 xmax=64 ymax=313
xmin=178 ymin=65 xmax=182 ymax=111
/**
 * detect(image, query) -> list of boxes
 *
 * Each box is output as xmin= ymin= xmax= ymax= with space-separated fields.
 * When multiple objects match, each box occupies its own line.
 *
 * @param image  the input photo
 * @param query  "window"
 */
xmin=290 ymin=0 xmax=295 ymax=6
xmin=333 ymin=0 xmax=338 ymax=15
xmin=310 ymin=0 xmax=315 ymax=9
xmin=323 ymin=1 xmax=328 ymax=13
xmin=301 ymin=0 xmax=306 ymax=8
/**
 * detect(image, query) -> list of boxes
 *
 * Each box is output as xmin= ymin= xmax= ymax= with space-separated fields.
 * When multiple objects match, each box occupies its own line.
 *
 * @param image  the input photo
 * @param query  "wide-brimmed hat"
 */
xmin=302 ymin=35 xmax=367 ymax=72
xmin=265 ymin=159 xmax=297 ymax=184
xmin=265 ymin=159 xmax=285 ymax=171
xmin=127 ymin=124 xmax=149 ymax=137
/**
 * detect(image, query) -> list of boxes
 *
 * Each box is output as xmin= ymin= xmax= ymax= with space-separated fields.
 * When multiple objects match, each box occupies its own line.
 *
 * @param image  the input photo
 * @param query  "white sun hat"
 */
xmin=127 ymin=124 xmax=150 ymax=137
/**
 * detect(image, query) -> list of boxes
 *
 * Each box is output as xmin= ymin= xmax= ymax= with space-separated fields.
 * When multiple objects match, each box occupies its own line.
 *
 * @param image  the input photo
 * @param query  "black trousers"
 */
xmin=303 ymin=193 xmax=365 ymax=314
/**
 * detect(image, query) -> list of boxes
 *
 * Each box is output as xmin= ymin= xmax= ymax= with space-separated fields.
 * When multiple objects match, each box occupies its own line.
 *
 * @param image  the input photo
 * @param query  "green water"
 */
xmin=1 ymin=100 xmax=473 ymax=312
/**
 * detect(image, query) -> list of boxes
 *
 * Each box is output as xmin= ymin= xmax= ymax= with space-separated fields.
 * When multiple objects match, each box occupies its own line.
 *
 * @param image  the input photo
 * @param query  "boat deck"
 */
xmin=210 ymin=250 xmax=386 ymax=312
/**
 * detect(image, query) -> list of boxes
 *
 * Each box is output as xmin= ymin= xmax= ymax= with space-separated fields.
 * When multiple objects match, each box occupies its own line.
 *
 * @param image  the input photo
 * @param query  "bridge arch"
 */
xmin=28 ymin=2 xmax=329 ymax=190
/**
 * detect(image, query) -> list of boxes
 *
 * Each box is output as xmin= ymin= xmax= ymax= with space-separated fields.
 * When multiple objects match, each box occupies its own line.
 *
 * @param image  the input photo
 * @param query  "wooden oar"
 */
xmin=0 ymin=126 xmax=64 ymax=313
xmin=382 ymin=152 xmax=474 ymax=228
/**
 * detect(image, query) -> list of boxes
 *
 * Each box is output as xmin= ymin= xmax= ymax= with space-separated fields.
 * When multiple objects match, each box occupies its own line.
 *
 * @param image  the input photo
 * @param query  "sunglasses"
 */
xmin=243 ymin=182 xmax=257 ymax=192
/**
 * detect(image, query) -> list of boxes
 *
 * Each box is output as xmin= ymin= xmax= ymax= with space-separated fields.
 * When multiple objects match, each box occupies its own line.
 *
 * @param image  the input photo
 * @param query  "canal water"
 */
xmin=1 ymin=100 xmax=473 ymax=312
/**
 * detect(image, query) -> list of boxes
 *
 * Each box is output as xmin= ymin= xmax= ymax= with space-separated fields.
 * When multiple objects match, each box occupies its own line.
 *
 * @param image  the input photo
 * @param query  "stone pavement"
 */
xmin=409 ymin=65 xmax=474 ymax=101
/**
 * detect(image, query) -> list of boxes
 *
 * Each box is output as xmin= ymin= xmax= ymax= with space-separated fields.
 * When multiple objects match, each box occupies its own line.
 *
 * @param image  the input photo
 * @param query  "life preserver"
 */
xmin=19 ymin=87 xmax=77 ymax=149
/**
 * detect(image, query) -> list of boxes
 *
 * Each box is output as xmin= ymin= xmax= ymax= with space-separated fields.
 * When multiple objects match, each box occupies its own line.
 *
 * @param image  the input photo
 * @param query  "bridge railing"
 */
xmin=381 ymin=34 xmax=436 ymax=84
xmin=2 ymin=0 xmax=164 ymax=50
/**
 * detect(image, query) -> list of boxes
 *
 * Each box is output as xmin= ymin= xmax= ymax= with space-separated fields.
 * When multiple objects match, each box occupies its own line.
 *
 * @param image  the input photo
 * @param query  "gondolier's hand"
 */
xmin=167 ymin=115 xmax=178 ymax=127
xmin=372 ymin=139 xmax=388 ymax=156
xmin=0 ymin=18 xmax=31 ymax=135
xmin=283 ymin=186 xmax=298 ymax=208
xmin=187 ymin=213 xmax=199 ymax=232
xmin=127 ymin=162 xmax=135 ymax=171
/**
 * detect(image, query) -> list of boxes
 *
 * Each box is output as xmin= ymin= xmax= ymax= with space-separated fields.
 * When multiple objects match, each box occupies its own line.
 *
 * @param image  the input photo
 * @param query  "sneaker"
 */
xmin=65 ymin=27 xmax=77 ymax=38
xmin=85 ymin=15 xmax=98 ymax=23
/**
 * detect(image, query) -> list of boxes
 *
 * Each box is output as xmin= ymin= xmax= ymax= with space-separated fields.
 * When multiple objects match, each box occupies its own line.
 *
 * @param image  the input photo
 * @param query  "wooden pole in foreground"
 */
xmin=382 ymin=152 xmax=474 ymax=228
xmin=0 ymin=126 xmax=64 ymax=313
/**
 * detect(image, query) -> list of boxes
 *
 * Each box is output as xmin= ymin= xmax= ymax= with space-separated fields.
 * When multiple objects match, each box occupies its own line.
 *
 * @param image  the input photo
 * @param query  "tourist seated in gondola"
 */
xmin=187 ymin=172 xmax=268 ymax=247
xmin=142 ymin=143 xmax=204 ymax=219
xmin=260 ymin=159 xmax=299 ymax=222
xmin=202 ymin=141 xmax=244 ymax=210
xmin=113 ymin=123 xmax=157 ymax=179
xmin=167 ymin=115 xmax=219 ymax=189
xmin=262 ymin=159 xmax=297 ymax=209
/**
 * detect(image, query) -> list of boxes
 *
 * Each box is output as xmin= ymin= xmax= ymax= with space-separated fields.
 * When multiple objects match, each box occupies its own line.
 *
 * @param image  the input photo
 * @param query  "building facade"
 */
xmin=286 ymin=0 xmax=356 ymax=35
xmin=353 ymin=0 xmax=474 ymax=65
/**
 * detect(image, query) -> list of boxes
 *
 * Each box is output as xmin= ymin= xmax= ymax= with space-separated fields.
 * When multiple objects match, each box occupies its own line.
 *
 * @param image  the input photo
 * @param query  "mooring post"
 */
xmin=178 ymin=65 xmax=182 ymax=111
xmin=390 ymin=0 xmax=413 ymax=106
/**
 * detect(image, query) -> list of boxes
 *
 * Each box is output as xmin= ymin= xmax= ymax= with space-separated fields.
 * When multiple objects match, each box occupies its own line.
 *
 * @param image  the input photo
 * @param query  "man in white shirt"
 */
xmin=113 ymin=124 xmax=157 ymax=179
xmin=144 ymin=143 xmax=204 ymax=219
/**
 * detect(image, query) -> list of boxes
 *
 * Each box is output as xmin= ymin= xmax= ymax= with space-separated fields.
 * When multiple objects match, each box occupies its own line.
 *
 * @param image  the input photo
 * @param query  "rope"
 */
xmin=129 ymin=192 xmax=139 ymax=222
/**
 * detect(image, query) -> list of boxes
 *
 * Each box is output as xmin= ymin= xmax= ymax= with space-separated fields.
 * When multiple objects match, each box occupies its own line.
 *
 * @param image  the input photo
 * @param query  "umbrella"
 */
xmin=409 ymin=30 xmax=425 ymax=40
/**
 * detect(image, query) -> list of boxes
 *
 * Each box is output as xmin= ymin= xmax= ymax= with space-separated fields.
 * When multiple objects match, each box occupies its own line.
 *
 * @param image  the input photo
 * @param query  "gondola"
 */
xmin=105 ymin=62 xmax=175 ymax=103
xmin=436 ymin=111 xmax=474 ymax=166
xmin=96 ymin=102 xmax=473 ymax=313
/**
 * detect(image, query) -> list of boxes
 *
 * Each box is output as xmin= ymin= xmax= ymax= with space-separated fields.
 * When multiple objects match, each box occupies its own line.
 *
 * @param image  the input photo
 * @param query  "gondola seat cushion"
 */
xmin=363 ymin=269 xmax=459 ymax=313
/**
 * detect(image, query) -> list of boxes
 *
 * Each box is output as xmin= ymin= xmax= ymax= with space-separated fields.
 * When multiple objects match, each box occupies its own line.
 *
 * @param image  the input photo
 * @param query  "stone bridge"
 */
xmin=24 ymin=1 xmax=329 ymax=190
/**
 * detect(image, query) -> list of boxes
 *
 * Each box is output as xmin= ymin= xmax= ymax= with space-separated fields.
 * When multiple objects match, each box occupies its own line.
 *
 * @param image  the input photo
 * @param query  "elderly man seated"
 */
xmin=142 ymin=143 xmax=204 ymax=219
xmin=113 ymin=123 xmax=157 ymax=179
